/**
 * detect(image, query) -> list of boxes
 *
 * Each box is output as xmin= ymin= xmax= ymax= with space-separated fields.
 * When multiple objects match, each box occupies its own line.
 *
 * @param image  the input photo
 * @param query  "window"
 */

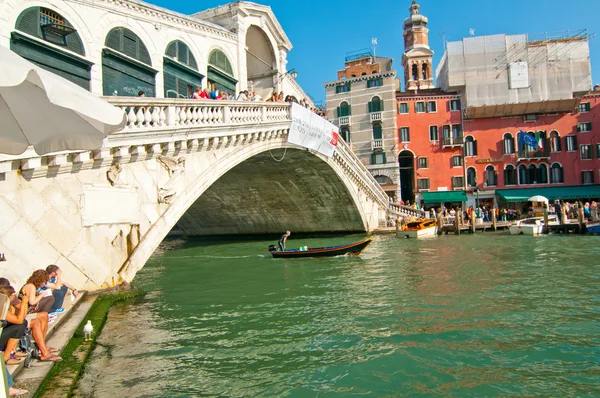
xmin=578 ymin=122 xmax=592 ymax=132
xmin=450 ymin=99 xmax=461 ymax=111
xmin=415 ymin=102 xmax=426 ymax=113
xmin=367 ymin=78 xmax=383 ymax=88
xmin=398 ymin=102 xmax=409 ymax=114
xmin=442 ymin=125 xmax=451 ymax=139
xmin=504 ymin=165 xmax=517 ymax=185
xmin=452 ymin=124 xmax=462 ymax=140
xmin=452 ymin=176 xmax=464 ymax=189
xmin=566 ymin=135 xmax=577 ymax=151
xmin=418 ymin=157 xmax=428 ymax=169
xmin=581 ymin=144 xmax=593 ymax=160
xmin=503 ymin=133 xmax=515 ymax=154
xmin=399 ymin=127 xmax=410 ymax=142
xmin=518 ymin=165 xmax=529 ymax=185
xmin=417 ymin=178 xmax=430 ymax=190
xmin=337 ymin=101 xmax=351 ymax=117
xmin=550 ymin=131 xmax=561 ymax=152
xmin=582 ymin=170 xmax=594 ymax=184
xmin=451 ymin=155 xmax=462 ymax=167
xmin=579 ymin=102 xmax=591 ymax=113
xmin=372 ymin=123 xmax=382 ymax=140
xmin=550 ymin=163 xmax=564 ymax=184
xmin=340 ymin=127 xmax=350 ymax=143
xmin=428 ymin=101 xmax=437 ymax=112
xmin=537 ymin=164 xmax=548 ymax=184
xmin=597 ymin=144 xmax=600 ymax=158
xmin=335 ymin=83 xmax=351 ymax=93
xmin=429 ymin=126 xmax=439 ymax=142
xmin=485 ymin=166 xmax=498 ymax=186
xmin=368 ymin=97 xmax=383 ymax=112
xmin=465 ymin=136 xmax=477 ymax=156
xmin=467 ymin=167 xmax=477 ymax=187
xmin=371 ymin=151 xmax=386 ymax=165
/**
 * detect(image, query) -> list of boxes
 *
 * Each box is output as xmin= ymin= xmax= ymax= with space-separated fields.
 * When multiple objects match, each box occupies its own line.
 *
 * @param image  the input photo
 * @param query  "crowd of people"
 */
xmin=1 ymin=266 xmax=78 ymax=396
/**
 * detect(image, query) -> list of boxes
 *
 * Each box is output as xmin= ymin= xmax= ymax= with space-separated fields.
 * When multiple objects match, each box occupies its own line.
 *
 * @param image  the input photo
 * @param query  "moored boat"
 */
xmin=268 ymin=238 xmax=373 ymax=258
xmin=586 ymin=220 xmax=600 ymax=234
xmin=509 ymin=214 xmax=559 ymax=236
xmin=399 ymin=219 xmax=438 ymax=238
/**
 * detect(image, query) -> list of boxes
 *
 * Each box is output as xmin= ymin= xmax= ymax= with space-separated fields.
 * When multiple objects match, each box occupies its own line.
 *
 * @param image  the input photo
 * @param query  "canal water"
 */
xmin=75 ymin=233 xmax=600 ymax=397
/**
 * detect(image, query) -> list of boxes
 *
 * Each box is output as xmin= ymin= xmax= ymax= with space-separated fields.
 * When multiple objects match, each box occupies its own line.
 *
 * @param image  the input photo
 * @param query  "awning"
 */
xmin=496 ymin=185 xmax=600 ymax=202
xmin=422 ymin=190 xmax=468 ymax=204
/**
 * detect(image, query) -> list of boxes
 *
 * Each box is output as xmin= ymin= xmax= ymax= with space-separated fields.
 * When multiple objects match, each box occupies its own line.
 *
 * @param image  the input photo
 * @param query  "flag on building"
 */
xmin=518 ymin=130 xmax=538 ymax=147
xmin=536 ymin=131 xmax=544 ymax=149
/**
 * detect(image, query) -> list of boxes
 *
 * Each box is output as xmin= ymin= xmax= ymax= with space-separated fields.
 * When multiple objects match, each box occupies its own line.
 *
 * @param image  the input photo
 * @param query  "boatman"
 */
xmin=278 ymin=231 xmax=291 ymax=251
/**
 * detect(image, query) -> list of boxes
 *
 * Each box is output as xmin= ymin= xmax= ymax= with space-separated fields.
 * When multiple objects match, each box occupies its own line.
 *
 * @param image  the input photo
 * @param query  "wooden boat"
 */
xmin=399 ymin=219 xmax=438 ymax=238
xmin=509 ymin=214 xmax=559 ymax=236
xmin=268 ymin=238 xmax=373 ymax=258
xmin=586 ymin=220 xmax=600 ymax=234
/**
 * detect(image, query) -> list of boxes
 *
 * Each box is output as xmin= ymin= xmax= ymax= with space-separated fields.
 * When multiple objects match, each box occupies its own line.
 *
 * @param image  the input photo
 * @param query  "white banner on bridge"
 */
xmin=289 ymin=103 xmax=338 ymax=158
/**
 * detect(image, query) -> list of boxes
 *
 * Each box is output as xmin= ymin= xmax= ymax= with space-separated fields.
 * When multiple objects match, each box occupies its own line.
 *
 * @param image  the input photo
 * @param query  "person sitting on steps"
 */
xmin=0 ymin=285 xmax=28 ymax=365
xmin=45 ymin=265 xmax=78 ymax=315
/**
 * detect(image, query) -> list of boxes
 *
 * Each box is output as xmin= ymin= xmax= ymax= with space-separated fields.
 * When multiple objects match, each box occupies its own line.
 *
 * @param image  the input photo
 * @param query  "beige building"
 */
xmin=324 ymin=54 xmax=399 ymax=200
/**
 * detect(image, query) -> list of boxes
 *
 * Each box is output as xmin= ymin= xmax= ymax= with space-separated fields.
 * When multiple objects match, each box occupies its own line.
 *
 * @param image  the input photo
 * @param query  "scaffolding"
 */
xmin=436 ymin=31 xmax=592 ymax=118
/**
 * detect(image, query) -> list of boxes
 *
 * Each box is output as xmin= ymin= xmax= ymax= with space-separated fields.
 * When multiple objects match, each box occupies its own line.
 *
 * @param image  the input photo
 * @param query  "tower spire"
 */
xmin=402 ymin=0 xmax=434 ymax=91
xmin=410 ymin=0 xmax=420 ymax=15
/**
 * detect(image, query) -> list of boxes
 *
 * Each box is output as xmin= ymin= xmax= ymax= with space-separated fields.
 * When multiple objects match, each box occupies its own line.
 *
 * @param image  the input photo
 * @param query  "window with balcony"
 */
xmin=428 ymin=101 xmax=437 ymax=112
xmin=504 ymin=165 xmax=517 ymax=185
xmin=442 ymin=124 xmax=463 ymax=146
xmin=537 ymin=164 xmax=548 ymax=184
xmin=580 ymin=144 xmax=592 ymax=160
xmin=450 ymin=99 xmax=461 ymax=111
xmin=582 ymin=170 xmax=594 ymax=184
xmin=464 ymin=136 xmax=477 ymax=156
xmin=579 ymin=102 xmax=591 ymax=113
xmin=368 ymin=96 xmax=383 ymax=113
xmin=367 ymin=78 xmax=383 ymax=88
xmin=337 ymin=101 xmax=351 ymax=118
xmin=399 ymin=127 xmax=410 ymax=142
xmin=398 ymin=102 xmax=409 ymax=114
xmin=335 ymin=82 xmax=351 ymax=93
xmin=566 ymin=135 xmax=577 ymax=152
xmin=371 ymin=151 xmax=386 ymax=165
xmin=415 ymin=102 xmax=426 ymax=113
xmin=550 ymin=163 xmax=564 ymax=184
xmin=429 ymin=126 xmax=439 ymax=142
xmin=340 ymin=127 xmax=350 ymax=143
xmin=372 ymin=123 xmax=382 ymax=140
xmin=418 ymin=157 xmax=428 ymax=169
xmin=503 ymin=133 xmax=515 ymax=154
xmin=467 ymin=167 xmax=477 ymax=187
xmin=578 ymin=122 xmax=592 ymax=132
xmin=485 ymin=165 xmax=497 ymax=186
xmin=451 ymin=155 xmax=462 ymax=167
xmin=452 ymin=176 xmax=464 ymax=189
xmin=417 ymin=178 xmax=430 ymax=190
xmin=550 ymin=131 xmax=561 ymax=152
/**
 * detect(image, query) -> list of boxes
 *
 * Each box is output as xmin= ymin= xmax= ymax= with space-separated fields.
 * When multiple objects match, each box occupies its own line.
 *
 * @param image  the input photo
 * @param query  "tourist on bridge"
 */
xmin=278 ymin=231 xmax=291 ymax=251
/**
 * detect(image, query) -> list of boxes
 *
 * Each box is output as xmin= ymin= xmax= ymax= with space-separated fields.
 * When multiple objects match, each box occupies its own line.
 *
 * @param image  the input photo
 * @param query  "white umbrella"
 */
xmin=528 ymin=195 xmax=549 ymax=203
xmin=0 ymin=45 xmax=126 ymax=155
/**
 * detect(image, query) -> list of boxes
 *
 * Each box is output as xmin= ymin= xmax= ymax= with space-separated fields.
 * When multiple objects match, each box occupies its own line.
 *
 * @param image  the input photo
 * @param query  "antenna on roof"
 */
xmin=440 ymin=29 xmax=448 ymax=50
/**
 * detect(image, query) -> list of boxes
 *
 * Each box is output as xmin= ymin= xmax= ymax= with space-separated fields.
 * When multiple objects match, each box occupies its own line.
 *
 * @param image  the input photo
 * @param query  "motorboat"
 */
xmin=268 ymin=238 xmax=373 ymax=258
xmin=586 ymin=220 xmax=600 ymax=234
xmin=399 ymin=219 xmax=438 ymax=238
xmin=509 ymin=214 xmax=559 ymax=236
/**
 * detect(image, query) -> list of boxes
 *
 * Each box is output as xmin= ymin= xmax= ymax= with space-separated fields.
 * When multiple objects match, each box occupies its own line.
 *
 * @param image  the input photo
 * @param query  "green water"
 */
xmin=76 ymin=233 xmax=600 ymax=397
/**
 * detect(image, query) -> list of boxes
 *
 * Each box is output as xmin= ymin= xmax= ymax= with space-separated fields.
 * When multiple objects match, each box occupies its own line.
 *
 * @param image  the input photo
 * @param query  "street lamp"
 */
xmin=278 ymin=68 xmax=298 ymax=82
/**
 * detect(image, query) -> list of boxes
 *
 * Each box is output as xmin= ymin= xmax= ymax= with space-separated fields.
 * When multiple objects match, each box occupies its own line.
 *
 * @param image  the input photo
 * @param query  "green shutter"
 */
xmin=16 ymin=7 xmax=41 ymax=37
xmin=164 ymin=73 xmax=177 ymax=98
xmin=105 ymin=28 xmax=152 ymax=66
xmin=102 ymin=49 xmax=156 ymax=96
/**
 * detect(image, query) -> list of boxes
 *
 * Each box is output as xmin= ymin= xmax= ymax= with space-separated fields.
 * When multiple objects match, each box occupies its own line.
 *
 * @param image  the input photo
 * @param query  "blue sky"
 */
xmin=148 ymin=0 xmax=600 ymax=104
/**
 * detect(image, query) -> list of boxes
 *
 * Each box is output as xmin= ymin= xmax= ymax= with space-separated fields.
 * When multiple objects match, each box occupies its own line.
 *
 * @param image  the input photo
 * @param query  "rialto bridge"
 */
xmin=0 ymin=100 xmax=427 ymax=290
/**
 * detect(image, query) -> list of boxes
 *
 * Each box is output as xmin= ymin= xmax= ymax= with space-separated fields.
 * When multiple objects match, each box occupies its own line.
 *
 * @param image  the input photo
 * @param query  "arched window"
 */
xmin=422 ymin=63 xmax=429 ymax=80
xmin=103 ymin=27 xmax=156 ymax=96
xmin=411 ymin=64 xmax=418 ymax=81
xmin=372 ymin=123 xmax=382 ymax=140
xmin=466 ymin=167 xmax=477 ymax=187
xmin=369 ymin=96 xmax=382 ymax=113
xmin=374 ymin=175 xmax=393 ymax=185
xmin=504 ymin=165 xmax=517 ymax=185
xmin=361 ymin=72 xmax=367 ymax=76
xmin=164 ymin=40 xmax=203 ymax=98
xmin=338 ymin=101 xmax=351 ymax=117
xmin=537 ymin=163 xmax=548 ymax=184
xmin=528 ymin=164 xmax=537 ymax=184
xmin=465 ymin=136 xmax=477 ymax=157
xmin=550 ymin=131 xmax=561 ymax=152
xmin=503 ymin=133 xmax=515 ymax=154
xmin=208 ymin=49 xmax=237 ymax=95
xmin=518 ymin=165 xmax=528 ymax=185
xmin=550 ymin=163 xmax=564 ymax=184
xmin=13 ymin=7 xmax=91 ymax=89
xmin=518 ymin=131 xmax=537 ymax=157
xmin=340 ymin=127 xmax=350 ymax=143
xmin=485 ymin=165 xmax=497 ymax=186
xmin=372 ymin=70 xmax=378 ymax=74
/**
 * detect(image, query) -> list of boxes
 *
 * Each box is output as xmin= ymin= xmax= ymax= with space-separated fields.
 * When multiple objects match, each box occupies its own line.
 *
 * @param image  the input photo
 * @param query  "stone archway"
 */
xmin=245 ymin=25 xmax=276 ymax=99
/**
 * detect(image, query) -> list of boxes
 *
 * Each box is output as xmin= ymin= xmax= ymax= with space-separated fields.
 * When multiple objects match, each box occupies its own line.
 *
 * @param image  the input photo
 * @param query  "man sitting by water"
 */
xmin=278 ymin=231 xmax=291 ymax=251
xmin=45 ymin=265 xmax=78 ymax=315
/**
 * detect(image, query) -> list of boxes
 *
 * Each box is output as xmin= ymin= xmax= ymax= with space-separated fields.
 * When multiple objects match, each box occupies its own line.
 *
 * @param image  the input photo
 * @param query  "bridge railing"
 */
xmin=387 ymin=202 xmax=427 ymax=220
xmin=105 ymin=98 xmax=290 ymax=132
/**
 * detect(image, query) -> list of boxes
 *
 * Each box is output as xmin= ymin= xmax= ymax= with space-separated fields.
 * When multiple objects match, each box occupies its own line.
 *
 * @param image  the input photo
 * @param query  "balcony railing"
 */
xmin=517 ymin=145 xmax=551 ymax=159
xmin=371 ymin=139 xmax=383 ymax=150
xmin=338 ymin=116 xmax=350 ymax=125
xmin=370 ymin=112 xmax=382 ymax=122
xmin=442 ymin=135 xmax=464 ymax=147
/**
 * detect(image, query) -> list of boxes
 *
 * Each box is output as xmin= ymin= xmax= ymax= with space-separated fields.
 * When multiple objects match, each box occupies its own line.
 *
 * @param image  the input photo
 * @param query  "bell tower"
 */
xmin=402 ymin=0 xmax=434 ymax=90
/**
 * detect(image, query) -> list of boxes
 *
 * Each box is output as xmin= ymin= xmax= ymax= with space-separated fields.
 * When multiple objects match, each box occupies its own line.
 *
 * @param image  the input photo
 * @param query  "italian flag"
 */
xmin=536 ymin=132 xmax=544 ymax=149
